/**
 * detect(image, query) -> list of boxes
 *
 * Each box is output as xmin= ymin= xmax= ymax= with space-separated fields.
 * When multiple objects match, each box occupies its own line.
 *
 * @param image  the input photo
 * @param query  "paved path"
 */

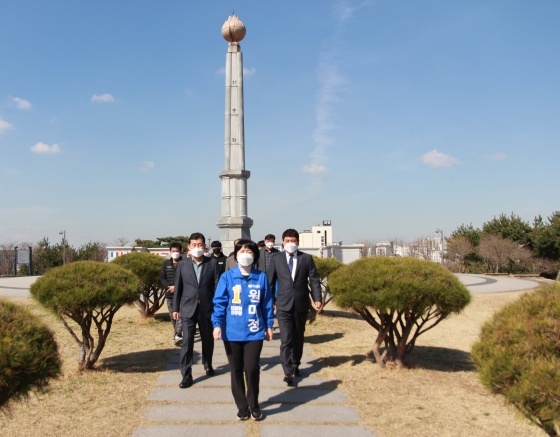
xmin=456 ymin=273 xmax=540 ymax=294
xmin=0 ymin=275 xmax=39 ymax=298
xmin=133 ymin=333 xmax=376 ymax=437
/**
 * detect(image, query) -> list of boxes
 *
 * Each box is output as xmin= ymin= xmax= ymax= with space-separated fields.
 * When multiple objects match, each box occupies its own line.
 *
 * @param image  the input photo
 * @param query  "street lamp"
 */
xmin=435 ymin=229 xmax=444 ymax=265
xmin=59 ymin=230 xmax=66 ymax=265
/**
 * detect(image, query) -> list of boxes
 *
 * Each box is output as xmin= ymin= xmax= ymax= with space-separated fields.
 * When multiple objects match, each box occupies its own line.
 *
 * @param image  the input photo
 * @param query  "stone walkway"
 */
xmin=133 ymin=330 xmax=376 ymax=437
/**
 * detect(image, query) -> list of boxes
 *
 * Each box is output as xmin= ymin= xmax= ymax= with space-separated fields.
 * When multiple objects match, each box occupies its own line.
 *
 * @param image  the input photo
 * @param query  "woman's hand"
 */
xmin=265 ymin=328 xmax=274 ymax=341
xmin=213 ymin=327 xmax=222 ymax=340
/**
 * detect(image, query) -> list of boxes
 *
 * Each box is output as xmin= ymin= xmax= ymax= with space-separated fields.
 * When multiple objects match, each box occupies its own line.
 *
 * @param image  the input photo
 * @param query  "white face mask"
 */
xmin=170 ymin=252 xmax=181 ymax=260
xmin=190 ymin=247 xmax=204 ymax=258
xmin=237 ymin=253 xmax=254 ymax=267
xmin=265 ymin=242 xmax=274 ymax=249
xmin=284 ymin=243 xmax=298 ymax=254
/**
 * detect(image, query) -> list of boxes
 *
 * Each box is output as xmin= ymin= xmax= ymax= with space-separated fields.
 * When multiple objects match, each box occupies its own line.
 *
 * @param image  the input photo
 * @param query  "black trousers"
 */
xmin=223 ymin=340 xmax=263 ymax=411
xmin=180 ymin=305 xmax=214 ymax=378
xmin=276 ymin=307 xmax=307 ymax=376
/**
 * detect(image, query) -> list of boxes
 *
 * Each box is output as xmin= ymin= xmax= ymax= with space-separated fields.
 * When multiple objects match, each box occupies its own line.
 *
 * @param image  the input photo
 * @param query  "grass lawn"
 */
xmin=1 ymin=289 xmax=547 ymax=436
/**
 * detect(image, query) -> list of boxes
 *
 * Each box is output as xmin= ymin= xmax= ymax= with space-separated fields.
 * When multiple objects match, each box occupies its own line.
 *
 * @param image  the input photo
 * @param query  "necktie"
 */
xmin=288 ymin=254 xmax=294 ymax=274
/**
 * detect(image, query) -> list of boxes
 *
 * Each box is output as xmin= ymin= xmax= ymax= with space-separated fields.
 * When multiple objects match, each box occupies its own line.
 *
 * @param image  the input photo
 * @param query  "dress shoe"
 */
xmin=179 ymin=375 xmax=193 ymax=388
xmin=293 ymin=368 xmax=301 ymax=377
xmin=283 ymin=374 xmax=294 ymax=385
xmin=205 ymin=367 xmax=215 ymax=377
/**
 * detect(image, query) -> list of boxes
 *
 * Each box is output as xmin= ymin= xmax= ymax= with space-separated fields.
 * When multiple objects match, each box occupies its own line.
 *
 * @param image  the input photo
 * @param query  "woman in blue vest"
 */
xmin=212 ymin=239 xmax=274 ymax=421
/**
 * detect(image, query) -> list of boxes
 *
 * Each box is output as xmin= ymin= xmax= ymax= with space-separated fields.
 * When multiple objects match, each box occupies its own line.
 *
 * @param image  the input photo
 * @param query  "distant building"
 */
xmin=299 ymin=220 xmax=333 ymax=248
xmin=106 ymin=247 xmax=171 ymax=262
xmin=296 ymin=220 xmax=363 ymax=264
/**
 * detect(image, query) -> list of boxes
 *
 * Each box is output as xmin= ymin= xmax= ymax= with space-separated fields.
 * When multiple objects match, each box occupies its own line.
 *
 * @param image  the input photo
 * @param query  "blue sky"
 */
xmin=1 ymin=1 xmax=559 ymax=247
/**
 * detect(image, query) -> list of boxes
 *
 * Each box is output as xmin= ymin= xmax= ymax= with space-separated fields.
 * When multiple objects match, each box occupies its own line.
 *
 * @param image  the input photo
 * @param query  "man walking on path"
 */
xmin=269 ymin=228 xmax=322 ymax=385
xmin=173 ymin=233 xmax=219 ymax=388
xmin=257 ymin=233 xmax=279 ymax=281
xmin=160 ymin=241 xmax=183 ymax=346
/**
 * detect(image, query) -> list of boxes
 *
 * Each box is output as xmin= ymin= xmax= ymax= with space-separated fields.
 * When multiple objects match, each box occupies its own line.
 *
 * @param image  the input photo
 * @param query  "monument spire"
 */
xmin=217 ymin=14 xmax=253 ymax=254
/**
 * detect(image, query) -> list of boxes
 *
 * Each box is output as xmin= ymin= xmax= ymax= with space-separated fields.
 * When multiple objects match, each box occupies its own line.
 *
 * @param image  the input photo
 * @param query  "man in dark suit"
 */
xmin=173 ymin=232 xmax=219 ymax=388
xmin=257 ymin=233 xmax=279 ymax=281
xmin=269 ymin=228 xmax=321 ymax=385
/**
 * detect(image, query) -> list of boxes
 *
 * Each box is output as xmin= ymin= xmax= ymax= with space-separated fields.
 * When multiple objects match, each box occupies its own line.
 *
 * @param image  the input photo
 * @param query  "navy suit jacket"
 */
xmin=172 ymin=256 xmax=219 ymax=319
xmin=269 ymin=250 xmax=321 ymax=312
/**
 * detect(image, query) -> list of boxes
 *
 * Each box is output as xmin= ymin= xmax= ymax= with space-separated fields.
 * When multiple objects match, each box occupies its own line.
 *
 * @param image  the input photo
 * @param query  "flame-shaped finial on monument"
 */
xmin=221 ymin=14 xmax=246 ymax=43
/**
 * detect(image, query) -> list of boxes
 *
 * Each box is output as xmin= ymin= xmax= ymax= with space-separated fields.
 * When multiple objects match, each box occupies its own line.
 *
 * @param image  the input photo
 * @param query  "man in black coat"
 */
xmin=257 ymin=233 xmax=279 ymax=281
xmin=172 ymin=232 xmax=219 ymax=388
xmin=269 ymin=228 xmax=321 ymax=385
xmin=210 ymin=240 xmax=227 ymax=276
xmin=160 ymin=241 xmax=183 ymax=345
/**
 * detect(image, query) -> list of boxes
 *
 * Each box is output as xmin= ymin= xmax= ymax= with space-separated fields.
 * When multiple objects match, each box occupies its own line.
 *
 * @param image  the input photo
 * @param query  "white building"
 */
xmin=296 ymin=220 xmax=363 ymax=265
xmin=106 ymin=247 xmax=171 ymax=262
xmin=299 ymin=220 xmax=334 ymax=248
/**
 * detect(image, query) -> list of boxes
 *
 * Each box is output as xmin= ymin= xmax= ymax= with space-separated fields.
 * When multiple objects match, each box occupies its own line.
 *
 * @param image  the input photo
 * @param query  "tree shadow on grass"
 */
xmin=318 ymin=309 xmax=363 ymax=321
xmin=406 ymin=346 xmax=476 ymax=372
xmin=100 ymin=348 xmax=177 ymax=373
xmin=306 ymin=347 xmax=475 ymax=373
xmin=305 ymin=332 xmax=344 ymax=344
xmin=307 ymin=354 xmax=368 ymax=369
xmin=154 ymin=312 xmax=171 ymax=322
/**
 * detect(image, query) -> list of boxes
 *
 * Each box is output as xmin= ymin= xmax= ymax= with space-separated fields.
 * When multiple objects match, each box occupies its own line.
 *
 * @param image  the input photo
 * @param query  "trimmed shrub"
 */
xmin=30 ymin=261 xmax=141 ymax=370
xmin=311 ymin=257 xmax=344 ymax=317
xmin=471 ymin=283 xmax=560 ymax=436
xmin=112 ymin=252 xmax=166 ymax=318
xmin=329 ymin=256 xmax=471 ymax=367
xmin=0 ymin=299 xmax=61 ymax=409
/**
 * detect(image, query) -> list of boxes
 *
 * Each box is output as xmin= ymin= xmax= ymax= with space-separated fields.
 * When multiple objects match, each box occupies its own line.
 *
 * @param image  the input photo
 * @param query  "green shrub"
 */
xmin=30 ymin=261 xmax=141 ymax=370
xmin=112 ymin=252 xmax=165 ymax=318
xmin=472 ymin=283 xmax=560 ymax=436
xmin=311 ymin=257 xmax=344 ymax=316
xmin=329 ymin=257 xmax=471 ymax=367
xmin=0 ymin=299 xmax=61 ymax=408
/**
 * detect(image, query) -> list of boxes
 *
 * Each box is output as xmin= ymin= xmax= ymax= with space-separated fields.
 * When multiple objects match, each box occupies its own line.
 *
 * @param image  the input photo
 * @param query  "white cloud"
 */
xmin=243 ymin=67 xmax=256 ymax=77
xmin=31 ymin=142 xmax=61 ymax=154
xmin=421 ymin=149 xmax=460 ymax=168
xmin=488 ymin=153 xmax=508 ymax=162
xmin=333 ymin=0 xmax=373 ymax=23
xmin=303 ymin=164 xmax=328 ymax=175
xmin=139 ymin=160 xmax=155 ymax=172
xmin=91 ymin=93 xmax=115 ymax=103
xmin=0 ymin=118 xmax=13 ymax=133
xmin=11 ymin=97 xmax=32 ymax=110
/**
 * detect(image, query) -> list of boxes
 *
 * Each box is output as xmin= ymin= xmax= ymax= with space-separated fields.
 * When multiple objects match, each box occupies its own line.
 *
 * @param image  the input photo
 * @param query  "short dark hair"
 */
xmin=170 ymin=242 xmax=182 ymax=251
xmin=233 ymin=239 xmax=260 ymax=265
xmin=210 ymin=240 xmax=222 ymax=248
xmin=264 ymin=234 xmax=275 ymax=241
xmin=189 ymin=232 xmax=205 ymax=244
xmin=282 ymin=228 xmax=299 ymax=243
xmin=257 ymin=240 xmax=265 ymax=248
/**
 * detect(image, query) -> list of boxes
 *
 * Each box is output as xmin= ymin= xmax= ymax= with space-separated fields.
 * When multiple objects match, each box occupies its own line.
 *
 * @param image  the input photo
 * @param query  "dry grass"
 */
xmin=0 ymin=290 xmax=549 ymax=437
xmin=0 ymin=298 xmax=176 ymax=437
xmin=306 ymin=290 xmax=547 ymax=437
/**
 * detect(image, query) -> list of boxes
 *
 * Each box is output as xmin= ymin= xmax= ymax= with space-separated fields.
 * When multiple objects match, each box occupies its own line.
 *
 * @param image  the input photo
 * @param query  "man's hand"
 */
xmin=265 ymin=328 xmax=274 ymax=341
xmin=172 ymin=311 xmax=180 ymax=321
xmin=213 ymin=327 xmax=222 ymax=340
xmin=168 ymin=285 xmax=175 ymax=293
xmin=314 ymin=301 xmax=322 ymax=310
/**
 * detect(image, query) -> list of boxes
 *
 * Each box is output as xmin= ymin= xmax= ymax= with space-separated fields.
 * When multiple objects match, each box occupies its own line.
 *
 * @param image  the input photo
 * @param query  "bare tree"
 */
xmin=112 ymin=237 xmax=129 ymax=246
xmin=356 ymin=239 xmax=376 ymax=257
xmin=408 ymin=237 xmax=440 ymax=262
xmin=478 ymin=234 xmax=519 ymax=273
xmin=446 ymin=236 xmax=474 ymax=273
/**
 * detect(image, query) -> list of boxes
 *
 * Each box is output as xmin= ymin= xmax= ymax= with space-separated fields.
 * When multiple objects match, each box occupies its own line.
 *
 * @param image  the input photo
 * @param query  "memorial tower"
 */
xmin=217 ymin=14 xmax=253 ymax=254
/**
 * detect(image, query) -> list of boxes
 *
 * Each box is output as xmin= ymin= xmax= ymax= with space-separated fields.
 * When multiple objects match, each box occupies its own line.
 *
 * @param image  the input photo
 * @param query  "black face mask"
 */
xmin=212 ymin=248 xmax=221 ymax=254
